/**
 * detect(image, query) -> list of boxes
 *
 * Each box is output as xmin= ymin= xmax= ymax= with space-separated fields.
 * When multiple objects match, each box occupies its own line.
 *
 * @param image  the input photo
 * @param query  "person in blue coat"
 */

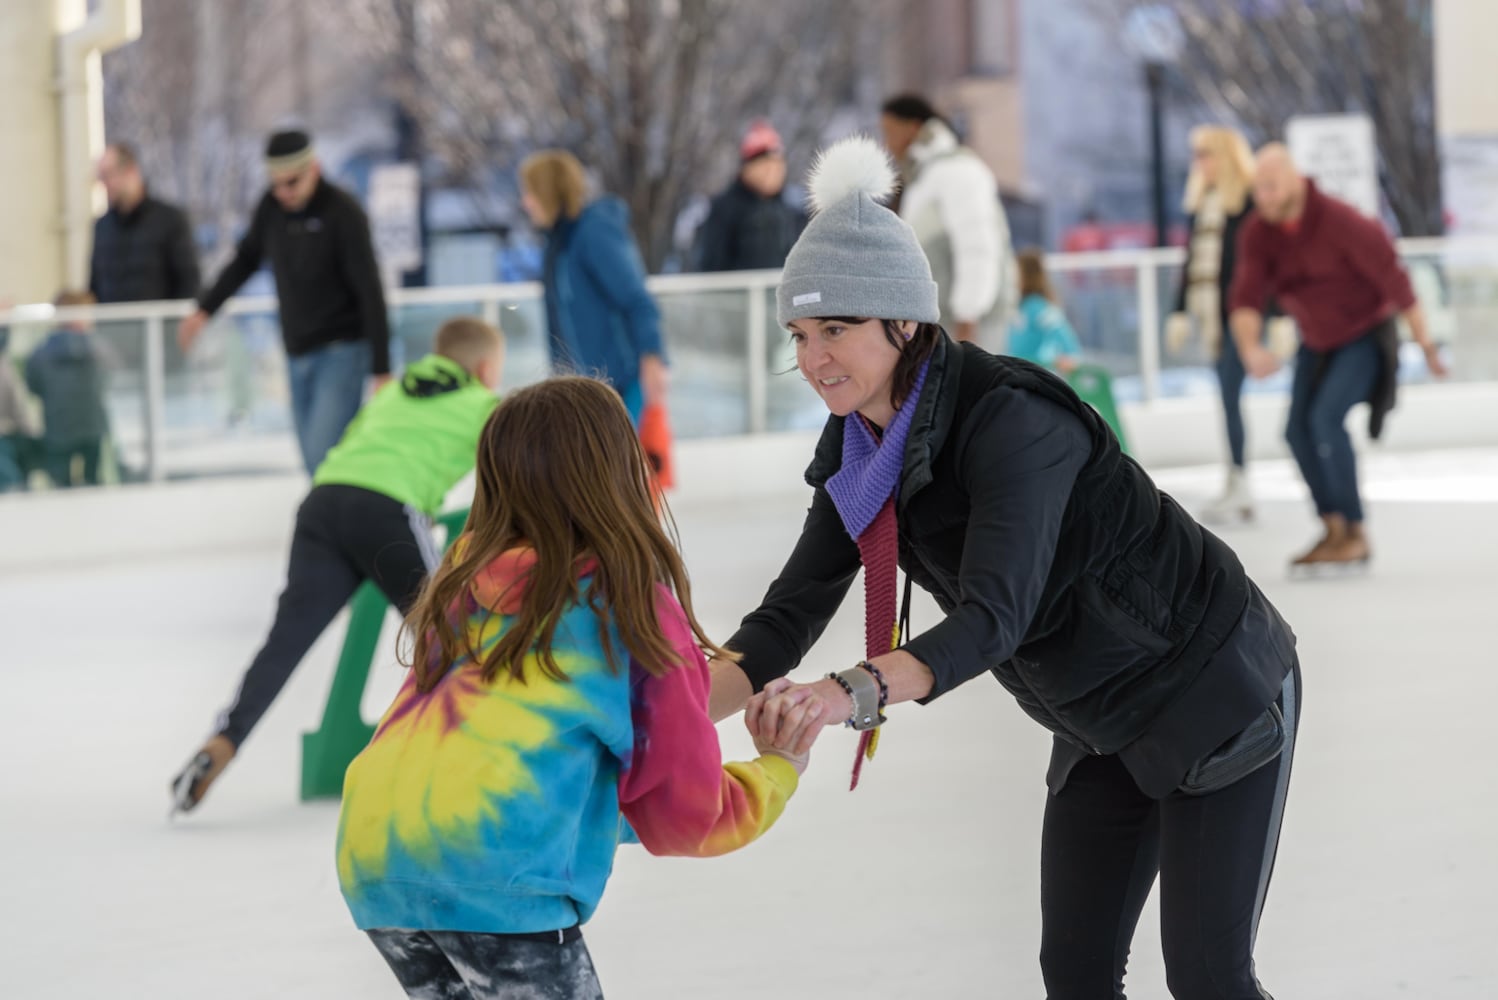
xmin=519 ymin=151 xmax=668 ymax=423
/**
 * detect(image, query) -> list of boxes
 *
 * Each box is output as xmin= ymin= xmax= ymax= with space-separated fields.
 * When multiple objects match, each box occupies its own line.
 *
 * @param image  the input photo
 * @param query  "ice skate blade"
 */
xmin=1288 ymin=557 xmax=1371 ymax=580
xmin=1201 ymin=507 xmax=1255 ymax=527
xmin=169 ymin=752 xmax=212 ymax=819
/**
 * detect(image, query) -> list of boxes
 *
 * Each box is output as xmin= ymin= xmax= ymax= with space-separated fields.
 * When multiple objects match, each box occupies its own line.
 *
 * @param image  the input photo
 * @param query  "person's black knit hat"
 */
xmin=265 ymin=130 xmax=315 ymax=173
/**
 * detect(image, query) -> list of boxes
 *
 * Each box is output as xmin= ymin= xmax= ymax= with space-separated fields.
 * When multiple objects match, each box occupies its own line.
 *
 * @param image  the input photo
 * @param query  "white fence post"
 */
xmin=143 ymin=314 xmax=166 ymax=482
xmin=480 ymin=297 xmax=501 ymax=331
xmin=1135 ymin=257 xmax=1161 ymax=403
xmin=746 ymin=279 xmax=768 ymax=434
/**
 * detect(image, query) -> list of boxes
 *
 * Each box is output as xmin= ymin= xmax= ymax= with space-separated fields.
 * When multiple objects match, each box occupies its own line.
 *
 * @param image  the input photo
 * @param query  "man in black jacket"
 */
xmin=89 ymin=143 xmax=200 ymax=303
xmin=179 ymin=130 xmax=391 ymax=474
xmin=695 ymin=120 xmax=805 ymax=272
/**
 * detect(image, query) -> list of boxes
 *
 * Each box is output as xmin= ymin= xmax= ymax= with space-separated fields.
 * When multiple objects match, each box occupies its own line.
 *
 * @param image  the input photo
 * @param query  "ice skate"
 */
xmin=169 ymin=734 xmax=236 ymax=817
xmin=1290 ymin=515 xmax=1370 ymax=579
xmin=1200 ymin=467 xmax=1254 ymax=525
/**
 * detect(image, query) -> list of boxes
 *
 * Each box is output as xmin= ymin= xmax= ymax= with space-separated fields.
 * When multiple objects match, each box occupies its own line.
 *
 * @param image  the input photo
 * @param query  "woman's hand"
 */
xmin=745 ymin=678 xmax=848 ymax=773
xmin=639 ymin=354 xmax=670 ymax=406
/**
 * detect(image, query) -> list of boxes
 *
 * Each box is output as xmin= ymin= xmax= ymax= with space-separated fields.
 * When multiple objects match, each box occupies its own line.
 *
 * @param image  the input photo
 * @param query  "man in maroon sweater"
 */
xmin=1229 ymin=144 xmax=1445 ymax=569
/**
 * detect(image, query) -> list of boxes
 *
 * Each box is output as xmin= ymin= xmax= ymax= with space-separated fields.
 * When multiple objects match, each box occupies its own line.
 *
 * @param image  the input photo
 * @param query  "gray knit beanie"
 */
xmin=777 ymin=135 xmax=939 ymax=327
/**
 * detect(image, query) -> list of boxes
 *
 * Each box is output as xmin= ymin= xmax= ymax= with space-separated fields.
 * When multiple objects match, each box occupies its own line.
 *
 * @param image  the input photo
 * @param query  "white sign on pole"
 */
xmin=1442 ymin=134 xmax=1498 ymax=238
xmin=1286 ymin=114 xmax=1379 ymax=218
xmin=368 ymin=162 xmax=423 ymax=276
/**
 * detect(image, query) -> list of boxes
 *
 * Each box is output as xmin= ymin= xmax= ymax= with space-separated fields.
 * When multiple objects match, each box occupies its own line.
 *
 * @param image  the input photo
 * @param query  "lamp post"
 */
xmin=1125 ymin=7 xmax=1185 ymax=247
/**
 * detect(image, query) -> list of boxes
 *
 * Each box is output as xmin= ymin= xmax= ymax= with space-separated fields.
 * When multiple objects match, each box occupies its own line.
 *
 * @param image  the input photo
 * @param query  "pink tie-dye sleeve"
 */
xmin=618 ymin=586 xmax=798 ymax=858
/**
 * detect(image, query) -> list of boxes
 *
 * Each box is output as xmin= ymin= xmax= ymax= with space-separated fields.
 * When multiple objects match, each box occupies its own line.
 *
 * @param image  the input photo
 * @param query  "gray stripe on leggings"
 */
xmin=1250 ymin=667 xmax=1298 ymax=949
xmin=405 ymin=505 xmax=441 ymax=572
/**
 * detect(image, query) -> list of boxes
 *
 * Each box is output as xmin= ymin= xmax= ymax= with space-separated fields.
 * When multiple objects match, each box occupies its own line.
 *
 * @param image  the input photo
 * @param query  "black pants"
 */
xmin=368 ymin=928 xmax=604 ymax=1000
xmin=1040 ymin=663 xmax=1300 ymax=999
xmin=216 ymin=484 xmax=440 ymax=747
xmin=44 ymin=436 xmax=103 ymax=488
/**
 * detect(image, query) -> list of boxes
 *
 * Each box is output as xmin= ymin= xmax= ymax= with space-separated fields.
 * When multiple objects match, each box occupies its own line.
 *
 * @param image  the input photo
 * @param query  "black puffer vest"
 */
xmin=805 ymin=339 xmax=1288 ymax=772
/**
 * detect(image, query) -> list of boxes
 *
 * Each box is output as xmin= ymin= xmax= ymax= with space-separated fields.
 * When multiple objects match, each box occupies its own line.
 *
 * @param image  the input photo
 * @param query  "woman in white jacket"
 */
xmin=881 ymin=95 xmax=1016 ymax=347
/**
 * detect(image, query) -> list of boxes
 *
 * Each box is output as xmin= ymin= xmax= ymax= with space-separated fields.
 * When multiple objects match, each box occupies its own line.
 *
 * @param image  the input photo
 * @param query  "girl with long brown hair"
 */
xmin=336 ymin=376 xmax=820 ymax=999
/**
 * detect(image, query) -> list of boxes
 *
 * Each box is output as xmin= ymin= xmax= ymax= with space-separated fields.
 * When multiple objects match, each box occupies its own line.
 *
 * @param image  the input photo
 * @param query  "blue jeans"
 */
xmin=1284 ymin=334 xmax=1381 ymax=523
xmin=1216 ymin=332 xmax=1247 ymax=468
xmin=286 ymin=340 xmax=369 ymax=475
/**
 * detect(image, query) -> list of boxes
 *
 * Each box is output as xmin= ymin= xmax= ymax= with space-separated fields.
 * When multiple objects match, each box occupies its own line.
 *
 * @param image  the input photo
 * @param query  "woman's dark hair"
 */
xmin=880 ymin=94 xmax=944 ymax=127
xmin=821 ymin=316 xmax=943 ymax=411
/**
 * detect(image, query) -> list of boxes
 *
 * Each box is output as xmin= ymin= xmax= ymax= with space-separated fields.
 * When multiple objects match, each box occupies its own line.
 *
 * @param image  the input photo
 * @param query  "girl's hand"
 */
xmin=745 ymin=679 xmax=836 ymax=774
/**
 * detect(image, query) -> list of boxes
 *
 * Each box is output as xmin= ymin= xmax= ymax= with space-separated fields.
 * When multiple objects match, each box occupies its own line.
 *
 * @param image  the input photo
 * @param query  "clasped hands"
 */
xmin=744 ymin=676 xmax=852 ymax=774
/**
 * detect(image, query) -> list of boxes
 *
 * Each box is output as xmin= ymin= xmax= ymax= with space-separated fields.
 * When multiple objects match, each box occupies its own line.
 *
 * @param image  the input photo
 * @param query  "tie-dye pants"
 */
xmin=368 ymin=927 xmax=604 ymax=999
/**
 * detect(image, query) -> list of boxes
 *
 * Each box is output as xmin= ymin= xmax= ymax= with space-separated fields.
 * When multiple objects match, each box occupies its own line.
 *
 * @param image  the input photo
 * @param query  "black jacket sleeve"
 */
xmin=725 ymin=484 xmax=862 ymax=691
xmin=198 ymin=196 xmax=269 ymax=316
xmin=336 ymin=198 xmax=391 ymax=375
xmin=165 ymin=204 xmax=201 ymax=300
xmin=902 ymin=388 xmax=1090 ymax=701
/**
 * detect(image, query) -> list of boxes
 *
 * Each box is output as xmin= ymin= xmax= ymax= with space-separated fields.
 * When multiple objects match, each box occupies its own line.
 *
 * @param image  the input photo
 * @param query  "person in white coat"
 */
xmin=880 ymin=94 xmax=1016 ymax=346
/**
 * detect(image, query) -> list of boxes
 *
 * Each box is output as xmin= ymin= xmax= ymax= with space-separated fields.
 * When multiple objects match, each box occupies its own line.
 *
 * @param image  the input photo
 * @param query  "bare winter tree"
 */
xmin=344 ymin=0 xmax=890 ymax=269
xmin=1092 ymin=0 xmax=1440 ymax=235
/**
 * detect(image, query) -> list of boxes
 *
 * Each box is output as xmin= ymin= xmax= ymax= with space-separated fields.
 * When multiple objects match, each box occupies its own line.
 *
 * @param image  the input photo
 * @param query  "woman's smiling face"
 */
xmin=789 ymin=317 xmax=913 ymax=427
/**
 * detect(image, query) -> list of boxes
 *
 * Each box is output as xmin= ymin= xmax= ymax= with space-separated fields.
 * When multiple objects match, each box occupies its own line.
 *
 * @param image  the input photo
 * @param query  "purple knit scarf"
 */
xmin=823 ymin=359 xmax=930 ymax=539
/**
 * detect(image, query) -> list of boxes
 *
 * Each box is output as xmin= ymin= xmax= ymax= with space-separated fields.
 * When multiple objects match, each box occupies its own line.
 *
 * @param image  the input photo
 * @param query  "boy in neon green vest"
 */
xmin=172 ymin=317 xmax=503 ymax=813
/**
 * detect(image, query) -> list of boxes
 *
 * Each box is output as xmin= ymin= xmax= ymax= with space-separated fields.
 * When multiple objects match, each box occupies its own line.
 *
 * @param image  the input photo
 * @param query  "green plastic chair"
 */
xmin=300 ymin=506 xmax=472 ymax=800
xmin=1067 ymin=363 xmax=1129 ymax=454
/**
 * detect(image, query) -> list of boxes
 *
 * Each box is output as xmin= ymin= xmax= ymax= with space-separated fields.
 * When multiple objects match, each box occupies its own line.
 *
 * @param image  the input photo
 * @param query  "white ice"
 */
xmin=3 ymin=449 xmax=1496 ymax=998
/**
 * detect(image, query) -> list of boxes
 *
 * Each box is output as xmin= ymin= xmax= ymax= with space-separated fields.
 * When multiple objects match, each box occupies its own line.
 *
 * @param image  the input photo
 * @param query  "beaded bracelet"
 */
xmin=856 ymin=660 xmax=889 ymax=708
xmin=826 ymin=671 xmax=857 ymax=726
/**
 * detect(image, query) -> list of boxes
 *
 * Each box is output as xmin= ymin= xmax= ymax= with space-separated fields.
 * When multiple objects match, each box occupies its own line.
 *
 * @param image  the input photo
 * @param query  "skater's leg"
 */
xmin=286 ymin=352 xmax=319 ymax=477
xmin=1217 ymin=332 xmax=1248 ymax=470
xmin=216 ymin=489 xmax=362 ymax=748
xmin=80 ymin=436 xmax=103 ymax=486
xmin=1040 ymin=752 xmax=1161 ymax=999
xmin=429 ymin=929 xmax=604 ymax=1000
xmin=299 ymin=340 xmax=369 ymax=475
xmin=332 ymin=486 xmax=441 ymax=615
xmin=1158 ymin=662 xmax=1300 ymax=999
xmin=1303 ymin=333 xmax=1379 ymax=527
xmin=367 ymin=929 xmax=472 ymax=999
xmin=1283 ymin=346 xmax=1332 ymax=515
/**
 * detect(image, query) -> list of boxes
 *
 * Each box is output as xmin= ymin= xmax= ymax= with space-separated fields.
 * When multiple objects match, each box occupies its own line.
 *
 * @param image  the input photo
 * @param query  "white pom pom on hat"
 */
xmin=806 ymin=135 xmax=898 ymax=215
xmin=777 ymin=135 xmax=938 ymax=326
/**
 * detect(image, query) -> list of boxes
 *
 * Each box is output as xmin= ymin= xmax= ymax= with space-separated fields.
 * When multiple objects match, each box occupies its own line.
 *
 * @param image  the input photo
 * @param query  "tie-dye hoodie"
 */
xmin=336 ymin=546 xmax=797 ymax=934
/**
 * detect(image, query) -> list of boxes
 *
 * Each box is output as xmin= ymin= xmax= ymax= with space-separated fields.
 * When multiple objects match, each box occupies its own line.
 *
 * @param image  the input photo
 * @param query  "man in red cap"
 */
xmin=694 ymin=120 xmax=806 ymax=272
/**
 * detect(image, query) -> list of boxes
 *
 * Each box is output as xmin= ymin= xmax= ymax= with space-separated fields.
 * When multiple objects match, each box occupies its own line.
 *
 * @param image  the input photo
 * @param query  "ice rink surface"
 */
xmin=4 ymin=449 xmax=1496 ymax=998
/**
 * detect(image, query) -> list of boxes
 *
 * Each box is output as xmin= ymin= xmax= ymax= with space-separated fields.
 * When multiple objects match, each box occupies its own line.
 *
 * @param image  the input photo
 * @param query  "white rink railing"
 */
xmin=2 ymin=238 xmax=1494 ymax=483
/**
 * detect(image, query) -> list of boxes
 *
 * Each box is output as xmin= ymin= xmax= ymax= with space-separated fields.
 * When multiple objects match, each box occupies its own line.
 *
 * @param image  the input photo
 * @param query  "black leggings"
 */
xmin=368 ymin=928 xmax=603 ymax=999
xmin=1040 ymin=663 xmax=1300 ymax=999
xmin=216 ymin=484 xmax=440 ymax=747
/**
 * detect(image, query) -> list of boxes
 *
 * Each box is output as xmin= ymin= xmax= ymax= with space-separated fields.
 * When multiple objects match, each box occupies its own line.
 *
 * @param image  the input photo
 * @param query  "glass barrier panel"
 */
xmin=656 ymin=286 xmax=754 ymax=438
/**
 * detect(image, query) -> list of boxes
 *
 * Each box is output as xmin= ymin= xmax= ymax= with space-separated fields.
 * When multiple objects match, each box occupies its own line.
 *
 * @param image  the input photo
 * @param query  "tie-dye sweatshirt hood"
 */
xmin=336 ymin=544 xmax=797 ymax=934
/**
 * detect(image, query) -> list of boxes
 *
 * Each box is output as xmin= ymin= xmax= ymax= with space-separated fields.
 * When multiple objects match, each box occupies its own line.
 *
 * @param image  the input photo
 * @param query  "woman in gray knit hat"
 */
xmin=710 ymin=135 xmax=1301 ymax=999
